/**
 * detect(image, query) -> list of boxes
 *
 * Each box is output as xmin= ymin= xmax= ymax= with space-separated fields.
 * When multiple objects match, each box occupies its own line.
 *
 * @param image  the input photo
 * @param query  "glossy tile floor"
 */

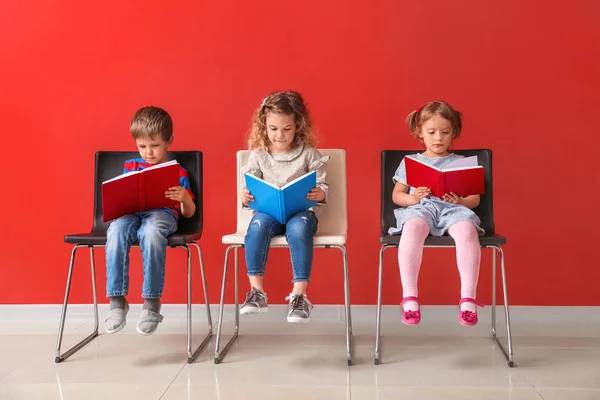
xmin=0 ymin=304 xmax=599 ymax=399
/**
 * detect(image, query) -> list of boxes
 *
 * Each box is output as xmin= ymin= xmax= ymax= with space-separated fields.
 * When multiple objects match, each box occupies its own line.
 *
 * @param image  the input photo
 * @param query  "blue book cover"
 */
xmin=245 ymin=171 xmax=317 ymax=224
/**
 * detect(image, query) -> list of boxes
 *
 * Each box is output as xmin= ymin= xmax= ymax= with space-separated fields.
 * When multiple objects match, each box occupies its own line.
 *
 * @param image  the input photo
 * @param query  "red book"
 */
xmin=405 ymin=155 xmax=485 ymax=199
xmin=102 ymin=160 xmax=180 ymax=222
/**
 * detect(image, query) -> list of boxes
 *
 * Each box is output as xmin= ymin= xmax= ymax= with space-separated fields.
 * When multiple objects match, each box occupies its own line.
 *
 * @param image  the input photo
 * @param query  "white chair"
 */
xmin=213 ymin=149 xmax=353 ymax=365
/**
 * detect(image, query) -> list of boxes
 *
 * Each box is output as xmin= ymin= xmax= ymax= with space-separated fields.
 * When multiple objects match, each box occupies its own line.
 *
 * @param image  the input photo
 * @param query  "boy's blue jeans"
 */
xmin=105 ymin=210 xmax=178 ymax=299
xmin=244 ymin=210 xmax=318 ymax=282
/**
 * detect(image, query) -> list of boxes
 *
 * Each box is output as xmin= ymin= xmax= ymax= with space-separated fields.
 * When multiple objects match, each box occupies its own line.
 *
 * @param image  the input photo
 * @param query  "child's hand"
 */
xmin=307 ymin=187 xmax=326 ymax=202
xmin=241 ymin=188 xmax=254 ymax=206
xmin=443 ymin=192 xmax=463 ymax=204
xmin=412 ymin=187 xmax=431 ymax=202
xmin=165 ymin=186 xmax=191 ymax=203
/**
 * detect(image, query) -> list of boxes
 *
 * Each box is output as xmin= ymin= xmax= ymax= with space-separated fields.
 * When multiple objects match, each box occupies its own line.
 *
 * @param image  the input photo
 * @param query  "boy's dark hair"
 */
xmin=130 ymin=106 xmax=173 ymax=141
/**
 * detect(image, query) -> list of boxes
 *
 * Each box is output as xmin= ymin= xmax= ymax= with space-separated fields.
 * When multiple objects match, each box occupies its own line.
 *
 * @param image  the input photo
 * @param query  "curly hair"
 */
xmin=405 ymin=101 xmax=462 ymax=140
xmin=248 ymin=91 xmax=316 ymax=150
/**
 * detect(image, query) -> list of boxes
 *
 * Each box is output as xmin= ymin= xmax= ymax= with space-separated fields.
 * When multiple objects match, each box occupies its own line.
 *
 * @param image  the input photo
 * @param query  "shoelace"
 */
xmin=244 ymin=288 xmax=265 ymax=305
xmin=285 ymin=294 xmax=312 ymax=312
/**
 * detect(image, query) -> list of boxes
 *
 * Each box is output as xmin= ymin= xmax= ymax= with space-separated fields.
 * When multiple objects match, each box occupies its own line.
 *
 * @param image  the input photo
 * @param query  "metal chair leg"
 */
xmin=55 ymin=245 xmax=99 ymax=363
xmin=374 ymin=243 xmax=514 ymax=367
xmin=375 ymin=243 xmax=394 ymax=365
xmin=192 ymin=243 xmax=214 ymax=332
xmin=185 ymin=242 xmax=213 ymax=363
xmin=337 ymin=245 xmax=353 ymax=366
xmin=490 ymin=245 xmax=515 ymax=367
xmin=214 ymin=244 xmax=351 ymax=365
xmin=214 ymin=245 xmax=241 ymax=364
xmin=234 ymin=247 xmax=240 ymax=332
xmin=492 ymin=247 xmax=497 ymax=337
xmin=90 ymin=246 xmax=99 ymax=334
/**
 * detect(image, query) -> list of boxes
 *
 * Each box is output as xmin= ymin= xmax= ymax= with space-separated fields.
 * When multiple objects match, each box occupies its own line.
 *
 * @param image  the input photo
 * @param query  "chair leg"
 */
xmin=194 ymin=243 xmax=214 ymax=333
xmin=234 ymin=247 xmax=240 ymax=330
xmin=55 ymin=245 xmax=99 ymax=363
xmin=375 ymin=244 xmax=394 ymax=365
xmin=214 ymin=245 xmax=241 ymax=364
xmin=491 ymin=247 xmax=497 ymax=337
xmin=338 ymin=245 xmax=353 ymax=366
xmin=184 ymin=242 xmax=213 ymax=364
xmin=490 ymin=245 xmax=515 ymax=367
xmin=90 ymin=246 xmax=99 ymax=334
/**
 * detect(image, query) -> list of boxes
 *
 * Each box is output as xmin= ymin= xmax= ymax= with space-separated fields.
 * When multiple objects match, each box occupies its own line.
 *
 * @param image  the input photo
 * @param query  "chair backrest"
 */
xmin=235 ymin=149 xmax=347 ymax=235
xmin=381 ymin=149 xmax=495 ymax=235
xmin=91 ymin=151 xmax=203 ymax=236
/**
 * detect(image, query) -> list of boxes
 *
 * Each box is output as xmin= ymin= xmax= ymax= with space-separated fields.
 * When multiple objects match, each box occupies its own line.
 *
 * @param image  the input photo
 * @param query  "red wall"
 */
xmin=1 ymin=1 xmax=598 ymax=306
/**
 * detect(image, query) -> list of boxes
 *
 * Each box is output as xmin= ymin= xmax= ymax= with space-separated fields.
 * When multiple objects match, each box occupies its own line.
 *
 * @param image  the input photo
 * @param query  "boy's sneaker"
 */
xmin=286 ymin=293 xmax=313 ymax=324
xmin=105 ymin=302 xmax=130 ymax=334
xmin=136 ymin=307 xmax=164 ymax=336
xmin=240 ymin=287 xmax=268 ymax=315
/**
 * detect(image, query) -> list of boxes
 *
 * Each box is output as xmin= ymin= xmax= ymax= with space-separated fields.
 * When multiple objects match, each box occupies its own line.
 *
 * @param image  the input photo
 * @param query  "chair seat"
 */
xmin=222 ymin=231 xmax=347 ymax=246
xmin=379 ymin=233 xmax=507 ymax=246
xmin=64 ymin=232 xmax=200 ymax=246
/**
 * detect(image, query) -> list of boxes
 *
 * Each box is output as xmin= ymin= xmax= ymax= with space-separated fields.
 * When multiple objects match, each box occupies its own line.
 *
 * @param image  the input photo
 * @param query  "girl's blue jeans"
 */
xmin=244 ymin=210 xmax=318 ymax=282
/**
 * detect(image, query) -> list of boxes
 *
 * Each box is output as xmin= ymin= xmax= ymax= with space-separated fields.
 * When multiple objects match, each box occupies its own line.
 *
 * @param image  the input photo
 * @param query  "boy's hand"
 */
xmin=412 ymin=187 xmax=431 ymax=203
xmin=307 ymin=187 xmax=326 ymax=202
xmin=443 ymin=192 xmax=463 ymax=204
xmin=241 ymin=188 xmax=254 ymax=206
xmin=165 ymin=186 xmax=191 ymax=203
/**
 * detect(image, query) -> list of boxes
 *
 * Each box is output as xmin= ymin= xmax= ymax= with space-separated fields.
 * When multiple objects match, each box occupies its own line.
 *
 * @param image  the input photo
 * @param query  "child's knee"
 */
xmin=449 ymin=221 xmax=478 ymax=239
xmin=452 ymin=220 xmax=476 ymax=232
xmin=286 ymin=216 xmax=315 ymax=238
xmin=247 ymin=214 xmax=273 ymax=234
xmin=107 ymin=220 xmax=132 ymax=245
xmin=138 ymin=223 xmax=170 ymax=246
xmin=108 ymin=217 xmax=127 ymax=233
xmin=404 ymin=217 xmax=429 ymax=231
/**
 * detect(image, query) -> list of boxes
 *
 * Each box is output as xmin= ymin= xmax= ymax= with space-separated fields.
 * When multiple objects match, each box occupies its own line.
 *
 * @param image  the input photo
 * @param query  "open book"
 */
xmin=244 ymin=171 xmax=317 ymax=224
xmin=405 ymin=155 xmax=484 ymax=199
xmin=102 ymin=160 xmax=180 ymax=222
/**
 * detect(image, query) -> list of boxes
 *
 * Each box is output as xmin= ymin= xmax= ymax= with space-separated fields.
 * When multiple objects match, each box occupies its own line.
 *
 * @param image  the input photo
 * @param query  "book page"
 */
xmin=245 ymin=173 xmax=279 ymax=190
xmin=443 ymin=156 xmax=479 ymax=171
xmin=281 ymin=170 xmax=317 ymax=189
xmin=102 ymin=169 xmax=139 ymax=184
xmin=405 ymin=155 xmax=442 ymax=172
xmin=142 ymin=160 xmax=179 ymax=171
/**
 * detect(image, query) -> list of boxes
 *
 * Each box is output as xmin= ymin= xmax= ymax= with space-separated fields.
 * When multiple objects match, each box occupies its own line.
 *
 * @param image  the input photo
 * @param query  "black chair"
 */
xmin=374 ymin=149 xmax=514 ymax=367
xmin=55 ymin=151 xmax=212 ymax=364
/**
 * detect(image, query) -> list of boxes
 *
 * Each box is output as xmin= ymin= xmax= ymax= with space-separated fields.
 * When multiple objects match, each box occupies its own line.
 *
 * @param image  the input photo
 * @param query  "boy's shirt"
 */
xmin=123 ymin=158 xmax=194 ymax=219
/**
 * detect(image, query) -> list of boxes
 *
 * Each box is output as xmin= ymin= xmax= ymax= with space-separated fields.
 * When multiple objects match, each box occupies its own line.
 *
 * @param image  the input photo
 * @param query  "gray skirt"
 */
xmin=388 ymin=198 xmax=485 ymax=236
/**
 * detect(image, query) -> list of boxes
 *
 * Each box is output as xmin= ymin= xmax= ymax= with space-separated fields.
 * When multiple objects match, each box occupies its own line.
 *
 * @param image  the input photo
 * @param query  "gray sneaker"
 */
xmin=240 ymin=287 xmax=268 ymax=315
xmin=136 ymin=307 xmax=164 ymax=336
xmin=105 ymin=302 xmax=130 ymax=334
xmin=286 ymin=293 xmax=313 ymax=323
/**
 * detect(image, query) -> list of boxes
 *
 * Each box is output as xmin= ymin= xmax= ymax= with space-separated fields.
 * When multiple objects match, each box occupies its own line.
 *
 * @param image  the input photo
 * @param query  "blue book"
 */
xmin=245 ymin=171 xmax=317 ymax=224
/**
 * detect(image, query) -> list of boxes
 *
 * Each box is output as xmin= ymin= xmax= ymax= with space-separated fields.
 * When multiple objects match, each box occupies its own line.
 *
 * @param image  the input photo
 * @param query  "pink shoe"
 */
xmin=401 ymin=296 xmax=421 ymax=325
xmin=458 ymin=298 xmax=484 ymax=326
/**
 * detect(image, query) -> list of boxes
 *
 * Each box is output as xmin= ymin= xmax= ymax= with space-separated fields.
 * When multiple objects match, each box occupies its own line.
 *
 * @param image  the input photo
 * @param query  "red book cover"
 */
xmin=405 ymin=155 xmax=484 ymax=199
xmin=102 ymin=161 xmax=180 ymax=222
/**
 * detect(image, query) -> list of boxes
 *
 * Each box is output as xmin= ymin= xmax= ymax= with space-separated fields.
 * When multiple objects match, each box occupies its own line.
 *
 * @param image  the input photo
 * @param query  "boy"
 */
xmin=105 ymin=106 xmax=195 ymax=335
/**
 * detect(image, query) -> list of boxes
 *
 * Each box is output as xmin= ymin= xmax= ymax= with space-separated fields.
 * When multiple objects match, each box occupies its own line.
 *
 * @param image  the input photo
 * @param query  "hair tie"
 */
xmin=261 ymin=96 xmax=269 ymax=109
xmin=414 ymin=107 xmax=422 ymax=125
